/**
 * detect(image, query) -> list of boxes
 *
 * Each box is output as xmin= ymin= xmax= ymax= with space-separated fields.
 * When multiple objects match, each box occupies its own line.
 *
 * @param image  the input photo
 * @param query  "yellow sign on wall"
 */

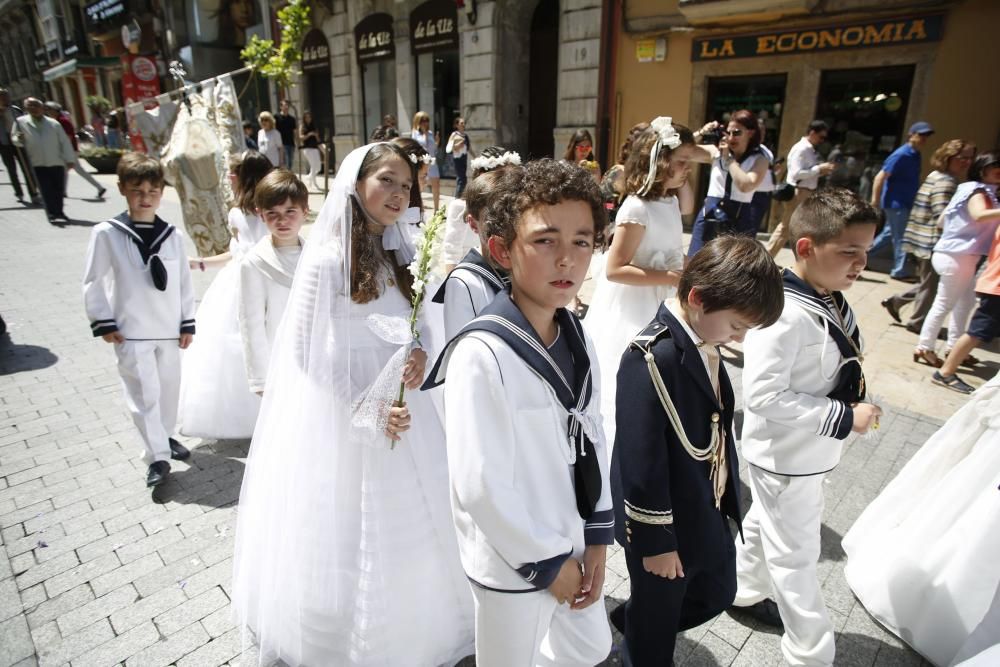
xmin=636 ymin=39 xmax=655 ymax=63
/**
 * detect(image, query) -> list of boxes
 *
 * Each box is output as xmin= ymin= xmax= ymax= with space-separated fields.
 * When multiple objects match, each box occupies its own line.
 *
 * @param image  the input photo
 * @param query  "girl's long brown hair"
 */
xmin=351 ymin=144 xmax=415 ymax=304
xmin=235 ymin=151 xmax=274 ymax=213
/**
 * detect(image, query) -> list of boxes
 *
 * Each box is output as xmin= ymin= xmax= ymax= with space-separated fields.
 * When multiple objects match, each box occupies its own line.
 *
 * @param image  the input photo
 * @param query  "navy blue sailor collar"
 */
xmin=423 ymin=289 xmax=602 ymax=520
xmin=782 ymin=268 xmax=866 ymax=402
xmin=107 ymin=212 xmax=175 ymax=291
xmin=431 ymin=248 xmax=508 ymax=304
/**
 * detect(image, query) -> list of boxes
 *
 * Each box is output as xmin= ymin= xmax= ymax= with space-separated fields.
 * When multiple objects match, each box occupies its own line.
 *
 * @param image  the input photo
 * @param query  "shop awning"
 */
xmin=43 ymin=57 xmax=121 ymax=82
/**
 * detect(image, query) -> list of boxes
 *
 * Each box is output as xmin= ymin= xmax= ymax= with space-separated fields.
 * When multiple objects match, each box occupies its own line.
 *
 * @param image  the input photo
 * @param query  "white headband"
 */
xmin=409 ymin=152 xmax=435 ymax=166
xmin=637 ymin=116 xmax=682 ymax=196
xmin=470 ymin=151 xmax=522 ymax=172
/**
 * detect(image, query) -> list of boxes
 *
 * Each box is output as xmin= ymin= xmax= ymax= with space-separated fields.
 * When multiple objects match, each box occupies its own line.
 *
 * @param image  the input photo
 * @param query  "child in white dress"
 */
xmin=238 ymin=169 xmax=306 ymax=394
xmin=178 ymin=151 xmax=273 ymax=438
xmin=585 ymin=117 xmax=698 ymax=448
xmin=232 ymin=143 xmax=474 ymax=666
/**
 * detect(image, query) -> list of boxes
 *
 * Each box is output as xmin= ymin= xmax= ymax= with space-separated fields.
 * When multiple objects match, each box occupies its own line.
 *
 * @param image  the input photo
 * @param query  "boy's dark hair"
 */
xmin=465 ymin=169 xmax=503 ymax=222
xmin=679 ymin=236 xmax=783 ymax=327
xmin=484 ymin=159 xmax=607 ymax=249
xmin=117 ymin=152 xmax=164 ymax=188
xmin=254 ymin=168 xmax=309 ymax=211
xmin=969 ymin=150 xmax=1000 ymax=182
xmin=789 ymin=187 xmax=880 ymax=247
xmin=242 ymin=120 xmax=254 ymax=130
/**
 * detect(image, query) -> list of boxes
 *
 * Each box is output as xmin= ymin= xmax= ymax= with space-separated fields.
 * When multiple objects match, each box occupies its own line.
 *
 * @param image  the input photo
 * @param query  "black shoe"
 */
xmin=610 ymin=602 xmax=625 ymax=633
xmin=146 ymin=460 xmax=171 ymax=487
xmin=97 ymin=187 xmax=106 ymax=199
xmin=732 ymin=599 xmax=784 ymax=629
xmin=168 ymin=438 xmax=190 ymax=461
xmin=931 ymin=371 xmax=974 ymax=395
xmin=880 ymin=298 xmax=901 ymax=324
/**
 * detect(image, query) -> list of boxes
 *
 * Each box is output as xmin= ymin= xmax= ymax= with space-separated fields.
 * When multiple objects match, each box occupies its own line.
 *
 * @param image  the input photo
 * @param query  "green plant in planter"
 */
xmin=80 ymin=146 xmax=126 ymax=159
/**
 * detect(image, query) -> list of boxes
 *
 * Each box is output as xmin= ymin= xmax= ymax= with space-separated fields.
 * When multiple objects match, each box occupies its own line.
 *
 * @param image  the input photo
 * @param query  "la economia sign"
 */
xmin=692 ymin=14 xmax=944 ymax=61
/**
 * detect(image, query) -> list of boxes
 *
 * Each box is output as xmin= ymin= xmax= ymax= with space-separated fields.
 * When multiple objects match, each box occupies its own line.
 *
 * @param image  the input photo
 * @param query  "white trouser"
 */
xmin=115 ymin=340 xmax=180 ymax=464
xmin=302 ymin=147 xmax=321 ymax=187
xmin=918 ymin=251 xmax=979 ymax=352
xmin=472 ymin=585 xmax=611 ymax=667
xmin=67 ymin=156 xmax=103 ymax=192
xmin=734 ymin=466 xmax=834 ymax=667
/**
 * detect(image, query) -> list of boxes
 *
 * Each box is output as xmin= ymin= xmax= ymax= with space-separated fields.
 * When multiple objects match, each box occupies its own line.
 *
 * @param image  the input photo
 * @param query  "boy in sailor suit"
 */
xmin=423 ymin=160 xmax=614 ymax=666
xmin=82 ymin=153 xmax=195 ymax=488
xmin=611 ymin=236 xmax=784 ymax=666
xmin=732 ymin=188 xmax=883 ymax=666
xmin=431 ymin=169 xmax=508 ymax=339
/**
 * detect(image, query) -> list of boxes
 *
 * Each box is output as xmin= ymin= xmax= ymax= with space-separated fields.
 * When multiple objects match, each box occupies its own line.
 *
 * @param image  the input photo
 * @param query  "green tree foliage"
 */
xmin=240 ymin=0 xmax=311 ymax=92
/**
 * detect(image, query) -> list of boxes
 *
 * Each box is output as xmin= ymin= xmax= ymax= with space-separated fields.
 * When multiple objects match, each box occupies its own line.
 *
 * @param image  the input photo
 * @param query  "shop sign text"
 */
xmin=692 ymin=14 xmax=944 ymax=61
xmin=354 ymin=13 xmax=395 ymax=63
xmin=410 ymin=0 xmax=459 ymax=54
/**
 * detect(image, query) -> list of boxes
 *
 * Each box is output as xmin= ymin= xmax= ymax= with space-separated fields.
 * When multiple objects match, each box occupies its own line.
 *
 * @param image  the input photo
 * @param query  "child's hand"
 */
xmin=643 ymin=551 xmax=684 ymax=579
xmin=101 ymin=331 xmax=125 ymax=344
xmin=548 ymin=558 xmax=583 ymax=605
xmin=571 ymin=545 xmax=607 ymax=610
xmin=385 ymin=404 xmax=411 ymax=441
xmin=402 ymin=348 xmax=427 ymax=389
xmin=178 ymin=333 xmax=193 ymax=349
xmin=851 ymin=402 xmax=883 ymax=434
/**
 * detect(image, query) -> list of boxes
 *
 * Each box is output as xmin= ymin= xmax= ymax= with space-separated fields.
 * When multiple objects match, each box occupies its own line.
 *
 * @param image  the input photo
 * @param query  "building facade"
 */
xmin=609 ymin=0 xmax=1000 ymax=203
xmin=296 ymin=0 xmax=605 ymax=172
xmin=0 ymin=0 xmax=46 ymax=104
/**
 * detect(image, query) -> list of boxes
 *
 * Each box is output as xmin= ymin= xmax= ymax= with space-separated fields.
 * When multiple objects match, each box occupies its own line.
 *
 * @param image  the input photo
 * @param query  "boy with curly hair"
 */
xmin=423 ymin=159 xmax=613 ymax=665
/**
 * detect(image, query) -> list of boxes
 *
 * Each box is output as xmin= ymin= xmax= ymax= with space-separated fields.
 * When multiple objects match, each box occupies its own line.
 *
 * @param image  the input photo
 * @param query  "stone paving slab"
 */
xmin=1 ymin=166 xmax=990 ymax=666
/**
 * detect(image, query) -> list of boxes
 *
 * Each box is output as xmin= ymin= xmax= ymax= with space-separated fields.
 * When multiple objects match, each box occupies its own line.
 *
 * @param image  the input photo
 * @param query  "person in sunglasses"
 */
xmin=688 ymin=110 xmax=771 ymax=255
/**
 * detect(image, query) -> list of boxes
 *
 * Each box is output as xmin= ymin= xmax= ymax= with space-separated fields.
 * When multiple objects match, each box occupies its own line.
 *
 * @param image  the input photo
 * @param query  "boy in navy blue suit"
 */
xmin=610 ymin=236 xmax=784 ymax=666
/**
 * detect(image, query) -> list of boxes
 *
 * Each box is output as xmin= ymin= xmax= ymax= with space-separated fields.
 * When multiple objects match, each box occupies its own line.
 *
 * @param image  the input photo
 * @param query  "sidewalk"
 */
xmin=1 ymin=165 xmax=992 ymax=666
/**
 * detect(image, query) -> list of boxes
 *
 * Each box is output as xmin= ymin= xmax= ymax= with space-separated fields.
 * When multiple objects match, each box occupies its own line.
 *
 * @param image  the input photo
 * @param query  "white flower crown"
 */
xmin=409 ymin=152 xmax=435 ymax=165
xmin=470 ymin=151 xmax=522 ymax=172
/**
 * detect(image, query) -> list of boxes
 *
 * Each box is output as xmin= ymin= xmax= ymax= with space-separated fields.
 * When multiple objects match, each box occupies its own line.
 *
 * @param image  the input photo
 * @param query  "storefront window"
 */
xmin=704 ymin=73 xmax=787 ymax=156
xmin=416 ymin=50 xmax=459 ymax=177
xmin=814 ymin=65 xmax=914 ymax=200
xmin=362 ymin=59 xmax=396 ymax=141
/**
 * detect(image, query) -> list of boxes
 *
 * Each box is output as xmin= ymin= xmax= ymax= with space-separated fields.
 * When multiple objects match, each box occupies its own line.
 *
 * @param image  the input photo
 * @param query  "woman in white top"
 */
xmin=257 ymin=111 xmax=283 ymax=167
xmin=411 ymin=110 xmax=440 ymax=210
xmin=445 ymin=116 xmax=471 ymax=197
xmin=585 ymin=118 xmax=697 ymax=449
xmin=688 ymin=109 xmax=771 ymax=255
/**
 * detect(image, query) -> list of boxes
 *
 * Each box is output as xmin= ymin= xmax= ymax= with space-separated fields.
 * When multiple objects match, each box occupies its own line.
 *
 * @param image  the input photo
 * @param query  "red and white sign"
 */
xmin=120 ymin=54 xmax=161 ymax=151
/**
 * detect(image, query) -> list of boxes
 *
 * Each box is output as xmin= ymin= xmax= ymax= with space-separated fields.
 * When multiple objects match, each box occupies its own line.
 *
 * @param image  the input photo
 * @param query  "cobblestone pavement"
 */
xmin=1 ymin=167 xmax=995 ymax=666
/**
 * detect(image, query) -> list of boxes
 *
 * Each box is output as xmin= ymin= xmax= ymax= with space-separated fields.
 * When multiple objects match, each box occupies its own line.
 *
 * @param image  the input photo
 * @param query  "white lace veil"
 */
xmin=232 ymin=144 xmax=384 ymax=664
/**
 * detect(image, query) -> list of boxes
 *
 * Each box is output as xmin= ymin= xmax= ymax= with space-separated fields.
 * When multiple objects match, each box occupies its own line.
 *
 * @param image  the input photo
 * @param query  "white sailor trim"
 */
xmin=624 ymin=500 xmax=674 ymax=526
xmin=475 ymin=314 xmax=572 ymax=393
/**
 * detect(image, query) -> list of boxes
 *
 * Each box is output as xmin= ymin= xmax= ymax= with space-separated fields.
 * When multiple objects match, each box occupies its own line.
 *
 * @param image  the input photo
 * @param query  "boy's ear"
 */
xmin=117 ymin=181 xmax=126 ymax=196
xmin=686 ymin=287 xmax=703 ymax=309
xmin=794 ymin=236 xmax=814 ymax=259
xmin=487 ymin=235 xmax=512 ymax=270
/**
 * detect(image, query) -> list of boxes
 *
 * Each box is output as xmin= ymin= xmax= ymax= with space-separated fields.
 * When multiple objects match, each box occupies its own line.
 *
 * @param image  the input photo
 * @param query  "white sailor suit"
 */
xmin=611 ymin=302 xmax=742 ymax=666
xmin=237 ymin=236 xmax=303 ymax=393
xmin=735 ymin=269 xmax=865 ymax=667
xmin=82 ymin=212 xmax=195 ymax=464
xmin=431 ymin=247 xmax=507 ymax=340
xmin=424 ymin=292 xmax=614 ymax=667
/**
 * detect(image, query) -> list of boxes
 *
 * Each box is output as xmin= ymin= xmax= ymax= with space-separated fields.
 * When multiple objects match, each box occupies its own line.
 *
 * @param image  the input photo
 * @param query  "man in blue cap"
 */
xmin=869 ymin=121 xmax=935 ymax=280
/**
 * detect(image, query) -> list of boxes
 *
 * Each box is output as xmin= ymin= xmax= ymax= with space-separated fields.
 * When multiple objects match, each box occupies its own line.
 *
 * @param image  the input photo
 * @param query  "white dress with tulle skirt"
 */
xmin=584 ymin=194 xmax=685 ymax=450
xmin=178 ymin=209 xmax=267 ymax=439
xmin=842 ymin=372 xmax=1000 ymax=667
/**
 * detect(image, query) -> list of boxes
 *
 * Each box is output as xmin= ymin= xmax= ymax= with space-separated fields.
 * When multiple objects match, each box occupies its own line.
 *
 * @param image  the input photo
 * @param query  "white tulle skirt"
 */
xmin=584 ymin=253 xmax=675 ymax=451
xmin=178 ymin=262 xmax=260 ymax=439
xmin=842 ymin=373 xmax=1000 ymax=667
xmin=232 ymin=330 xmax=474 ymax=667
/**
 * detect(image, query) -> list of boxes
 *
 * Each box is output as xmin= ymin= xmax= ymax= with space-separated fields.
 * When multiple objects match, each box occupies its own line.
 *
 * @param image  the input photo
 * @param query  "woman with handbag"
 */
xmin=688 ymin=110 xmax=770 ymax=255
